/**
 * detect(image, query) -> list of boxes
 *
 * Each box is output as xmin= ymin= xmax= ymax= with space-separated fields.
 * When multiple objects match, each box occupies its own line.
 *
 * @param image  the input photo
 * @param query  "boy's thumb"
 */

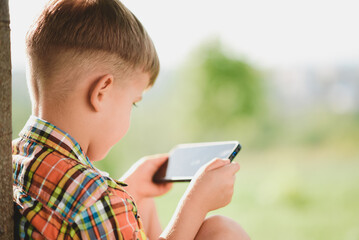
xmin=205 ymin=158 xmax=230 ymax=171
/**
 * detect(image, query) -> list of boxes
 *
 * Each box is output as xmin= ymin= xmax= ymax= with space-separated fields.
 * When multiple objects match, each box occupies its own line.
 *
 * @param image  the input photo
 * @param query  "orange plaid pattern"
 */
xmin=13 ymin=116 xmax=147 ymax=239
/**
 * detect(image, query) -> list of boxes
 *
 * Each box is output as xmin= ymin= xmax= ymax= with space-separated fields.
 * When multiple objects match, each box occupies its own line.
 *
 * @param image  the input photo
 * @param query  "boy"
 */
xmin=12 ymin=0 xmax=250 ymax=239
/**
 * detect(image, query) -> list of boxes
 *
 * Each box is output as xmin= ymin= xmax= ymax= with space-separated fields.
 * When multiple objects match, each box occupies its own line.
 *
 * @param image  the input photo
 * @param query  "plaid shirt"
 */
xmin=13 ymin=116 xmax=147 ymax=240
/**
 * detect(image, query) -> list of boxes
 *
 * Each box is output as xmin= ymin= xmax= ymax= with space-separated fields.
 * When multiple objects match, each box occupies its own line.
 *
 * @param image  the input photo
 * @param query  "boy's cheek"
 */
xmin=109 ymin=118 xmax=131 ymax=146
xmin=116 ymin=122 xmax=131 ymax=142
xmin=92 ymin=106 xmax=131 ymax=160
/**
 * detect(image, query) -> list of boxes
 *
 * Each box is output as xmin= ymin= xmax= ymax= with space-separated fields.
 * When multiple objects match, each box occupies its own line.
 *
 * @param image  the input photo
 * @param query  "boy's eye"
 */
xmin=132 ymin=103 xmax=138 ymax=108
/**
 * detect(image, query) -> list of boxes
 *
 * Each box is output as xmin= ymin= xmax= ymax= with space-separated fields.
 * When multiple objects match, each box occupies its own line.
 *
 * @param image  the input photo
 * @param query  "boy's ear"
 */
xmin=89 ymin=74 xmax=114 ymax=112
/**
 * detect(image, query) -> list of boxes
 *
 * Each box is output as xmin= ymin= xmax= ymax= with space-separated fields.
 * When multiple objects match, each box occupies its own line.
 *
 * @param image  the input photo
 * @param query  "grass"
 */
xmin=154 ymin=147 xmax=359 ymax=240
xmin=12 ymin=93 xmax=359 ymax=239
xmin=12 ymin=70 xmax=359 ymax=239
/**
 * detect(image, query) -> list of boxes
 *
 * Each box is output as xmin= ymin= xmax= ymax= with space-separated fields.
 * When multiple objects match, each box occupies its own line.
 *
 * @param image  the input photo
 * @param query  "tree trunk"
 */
xmin=0 ymin=0 xmax=13 ymax=239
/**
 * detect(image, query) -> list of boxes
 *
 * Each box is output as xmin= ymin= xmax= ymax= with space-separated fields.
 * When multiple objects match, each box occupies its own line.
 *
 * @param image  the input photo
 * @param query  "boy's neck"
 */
xmin=36 ymin=104 xmax=91 ymax=160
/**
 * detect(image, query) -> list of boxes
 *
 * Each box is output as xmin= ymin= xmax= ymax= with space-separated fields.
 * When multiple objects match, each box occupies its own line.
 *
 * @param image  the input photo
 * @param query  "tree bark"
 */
xmin=0 ymin=0 xmax=13 ymax=239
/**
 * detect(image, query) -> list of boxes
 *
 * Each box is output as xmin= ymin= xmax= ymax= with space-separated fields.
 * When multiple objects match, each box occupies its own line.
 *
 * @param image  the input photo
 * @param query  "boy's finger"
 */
xmin=217 ymin=162 xmax=240 ymax=175
xmin=149 ymin=153 xmax=169 ymax=167
xmin=162 ymin=182 xmax=173 ymax=191
xmin=229 ymin=162 xmax=240 ymax=174
xmin=155 ymin=182 xmax=173 ymax=195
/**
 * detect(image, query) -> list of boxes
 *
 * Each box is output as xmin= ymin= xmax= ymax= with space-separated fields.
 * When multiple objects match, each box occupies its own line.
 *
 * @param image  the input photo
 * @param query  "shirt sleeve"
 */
xmin=74 ymin=192 xmax=147 ymax=240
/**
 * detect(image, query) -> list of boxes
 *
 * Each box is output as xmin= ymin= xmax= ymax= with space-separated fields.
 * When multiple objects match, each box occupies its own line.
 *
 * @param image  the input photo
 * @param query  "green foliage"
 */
xmin=178 ymin=39 xmax=265 ymax=137
xmin=11 ymin=38 xmax=359 ymax=240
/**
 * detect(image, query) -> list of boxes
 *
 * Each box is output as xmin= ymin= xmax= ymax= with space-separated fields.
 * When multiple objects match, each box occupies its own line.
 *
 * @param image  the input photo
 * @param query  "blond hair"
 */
xmin=26 ymin=0 xmax=159 ymax=106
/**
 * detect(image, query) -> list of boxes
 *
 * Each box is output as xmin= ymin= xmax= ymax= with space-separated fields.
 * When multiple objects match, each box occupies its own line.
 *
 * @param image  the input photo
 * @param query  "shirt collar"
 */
xmin=20 ymin=115 xmax=95 ymax=168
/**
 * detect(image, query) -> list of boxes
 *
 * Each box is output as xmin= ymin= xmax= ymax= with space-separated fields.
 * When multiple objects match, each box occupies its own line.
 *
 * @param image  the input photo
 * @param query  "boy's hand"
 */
xmin=187 ymin=158 xmax=240 ymax=212
xmin=120 ymin=154 xmax=172 ymax=203
xmin=160 ymin=158 xmax=240 ymax=239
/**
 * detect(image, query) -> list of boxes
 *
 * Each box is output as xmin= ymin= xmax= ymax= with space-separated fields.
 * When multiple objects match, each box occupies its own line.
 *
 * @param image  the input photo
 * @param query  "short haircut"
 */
xmin=26 ymin=0 xmax=159 ymax=105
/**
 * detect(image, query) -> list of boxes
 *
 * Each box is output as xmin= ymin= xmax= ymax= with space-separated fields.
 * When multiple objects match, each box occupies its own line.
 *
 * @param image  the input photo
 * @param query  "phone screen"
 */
xmin=153 ymin=141 xmax=241 ymax=182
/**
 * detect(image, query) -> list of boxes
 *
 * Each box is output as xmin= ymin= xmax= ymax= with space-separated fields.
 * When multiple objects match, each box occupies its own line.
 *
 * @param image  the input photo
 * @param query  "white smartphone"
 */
xmin=153 ymin=141 xmax=241 ymax=182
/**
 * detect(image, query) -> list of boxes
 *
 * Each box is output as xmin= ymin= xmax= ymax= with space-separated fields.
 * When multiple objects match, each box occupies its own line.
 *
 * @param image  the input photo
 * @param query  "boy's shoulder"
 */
xmin=12 ymin=136 xmax=131 ymax=220
xmin=12 ymin=136 xmax=145 ymax=239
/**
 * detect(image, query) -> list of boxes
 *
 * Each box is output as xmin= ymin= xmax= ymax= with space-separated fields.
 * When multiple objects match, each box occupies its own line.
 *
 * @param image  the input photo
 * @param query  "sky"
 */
xmin=9 ymin=0 xmax=359 ymax=70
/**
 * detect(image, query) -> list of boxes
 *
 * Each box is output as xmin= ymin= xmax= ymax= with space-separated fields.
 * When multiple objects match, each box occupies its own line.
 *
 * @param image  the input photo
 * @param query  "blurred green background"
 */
xmin=12 ymin=39 xmax=359 ymax=239
xmin=10 ymin=0 xmax=359 ymax=238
